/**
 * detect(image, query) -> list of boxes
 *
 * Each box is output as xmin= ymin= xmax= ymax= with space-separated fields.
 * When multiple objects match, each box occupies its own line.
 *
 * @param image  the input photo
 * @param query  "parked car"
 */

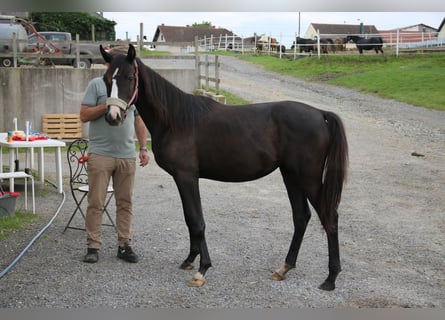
xmin=27 ymin=31 xmax=109 ymax=68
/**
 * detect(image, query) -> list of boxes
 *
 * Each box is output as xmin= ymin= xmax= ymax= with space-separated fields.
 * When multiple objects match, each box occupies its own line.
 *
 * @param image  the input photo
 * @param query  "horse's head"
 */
xmin=100 ymin=44 xmax=138 ymax=126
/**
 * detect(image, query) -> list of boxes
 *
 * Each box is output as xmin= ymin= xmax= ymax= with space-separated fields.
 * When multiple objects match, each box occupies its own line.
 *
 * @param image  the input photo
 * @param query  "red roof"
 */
xmin=310 ymin=23 xmax=379 ymax=36
xmin=153 ymin=25 xmax=235 ymax=42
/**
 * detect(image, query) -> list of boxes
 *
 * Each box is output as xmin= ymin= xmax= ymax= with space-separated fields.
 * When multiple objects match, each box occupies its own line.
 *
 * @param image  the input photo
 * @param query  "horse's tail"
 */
xmin=319 ymin=111 xmax=349 ymax=234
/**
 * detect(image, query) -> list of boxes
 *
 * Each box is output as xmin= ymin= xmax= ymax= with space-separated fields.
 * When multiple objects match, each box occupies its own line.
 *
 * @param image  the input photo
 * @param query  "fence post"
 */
xmin=215 ymin=55 xmax=220 ymax=94
xmin=205 ymin=55 xmax=210 ymax=91
xmin=194 ymin=36 xmax=200 ymax=90
xmin=75 ymin=34 xmax=80 ymax=67
xmin=241 ymin=35 xmax=244 ymax=55
xmin=91 ymin=24 xmax=95 ymax=41
xmin=13 ymin=32 xmax=17 ymax=67
xmin=139 ymin=22 xmax=143 ymax=51
xmin=317 ymin=29 xmax=321 ymax=58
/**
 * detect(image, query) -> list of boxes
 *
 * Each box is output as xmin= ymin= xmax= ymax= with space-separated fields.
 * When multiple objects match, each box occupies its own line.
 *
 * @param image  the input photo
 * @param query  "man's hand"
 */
xmin=139 ymin=150 xmax=150 ymax=167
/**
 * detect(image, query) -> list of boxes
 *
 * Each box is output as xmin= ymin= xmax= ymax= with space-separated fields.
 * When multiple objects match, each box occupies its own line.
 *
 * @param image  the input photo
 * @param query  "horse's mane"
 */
xmin=136 ymin=58 xmax=215 ymax=131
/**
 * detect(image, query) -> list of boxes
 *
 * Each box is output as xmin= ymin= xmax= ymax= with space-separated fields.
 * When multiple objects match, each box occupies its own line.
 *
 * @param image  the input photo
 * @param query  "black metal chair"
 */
xmin=63 ymin=138 xmax=116 ymax=233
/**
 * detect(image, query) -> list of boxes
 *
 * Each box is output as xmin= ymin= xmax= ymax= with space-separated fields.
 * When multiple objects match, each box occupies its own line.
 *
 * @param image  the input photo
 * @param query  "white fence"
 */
xmin=198 ymin=30 xmax=445 ymax=58
xmin=198 ymin=34 xmax=255 ymax=52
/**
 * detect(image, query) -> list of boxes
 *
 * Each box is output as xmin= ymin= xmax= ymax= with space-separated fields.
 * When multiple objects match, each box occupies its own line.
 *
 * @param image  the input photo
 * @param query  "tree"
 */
xmin=192 ymin=21 xmax=213 ymax=28
xmin=28 ymin=12 xmax=116 ymax=41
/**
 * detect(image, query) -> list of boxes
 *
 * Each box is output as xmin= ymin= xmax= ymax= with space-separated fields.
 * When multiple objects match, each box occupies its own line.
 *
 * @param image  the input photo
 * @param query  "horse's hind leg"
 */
xmin=272 ymin=172 xmax=311 ymax=281
xmin=318 ymin=210 xmax=341 ymax=291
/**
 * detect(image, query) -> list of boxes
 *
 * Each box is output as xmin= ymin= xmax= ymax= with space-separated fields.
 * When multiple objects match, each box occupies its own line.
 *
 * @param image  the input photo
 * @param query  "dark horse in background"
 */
xmin=100 ymin=44 xmax=348 ymax=291
xmin=293 ymin=37 xmax=316 ymax=53
xmin=292 ymin=37 xmax=334 ymax=54
xmin=346 ymin=35 xmax=384 ymax=54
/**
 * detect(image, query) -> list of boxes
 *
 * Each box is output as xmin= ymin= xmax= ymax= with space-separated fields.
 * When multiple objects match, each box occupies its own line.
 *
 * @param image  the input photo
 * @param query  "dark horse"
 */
xmin=293 ymin=36 xmax=316 ymax=53
xmin=345 ymin=35 xmax=384 ymax=54
xmin=100 ymin=44 xmax=348 ymax=291
xmin=292 ymin=37 xmax=333 ymax=54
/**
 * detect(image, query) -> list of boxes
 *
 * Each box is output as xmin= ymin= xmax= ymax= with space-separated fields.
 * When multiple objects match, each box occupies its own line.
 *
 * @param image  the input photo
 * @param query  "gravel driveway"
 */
xmin=0 ymin=55 xmax=444 ymax=308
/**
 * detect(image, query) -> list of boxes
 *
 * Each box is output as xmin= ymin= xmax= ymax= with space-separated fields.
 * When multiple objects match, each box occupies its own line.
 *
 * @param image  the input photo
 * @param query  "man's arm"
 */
xmin=135 ymin=115 xmax=149 ymax=167
xmin=80 ymin=103 xmax=107 ymax=123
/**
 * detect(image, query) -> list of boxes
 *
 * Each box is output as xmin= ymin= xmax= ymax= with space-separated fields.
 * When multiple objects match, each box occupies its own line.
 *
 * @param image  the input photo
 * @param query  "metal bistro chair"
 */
xmin=63 ymin=138 xmax=116 ymax=233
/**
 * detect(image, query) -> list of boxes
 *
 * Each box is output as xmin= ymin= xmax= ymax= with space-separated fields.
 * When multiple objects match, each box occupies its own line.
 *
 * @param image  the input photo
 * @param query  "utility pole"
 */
xmin=298 ymin=12 xmax=301 ymax=37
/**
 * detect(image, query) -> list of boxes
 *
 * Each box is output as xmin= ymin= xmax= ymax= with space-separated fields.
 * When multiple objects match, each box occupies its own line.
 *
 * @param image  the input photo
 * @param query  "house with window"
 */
xmin=152 ymin=24 xmax=235 ymax=53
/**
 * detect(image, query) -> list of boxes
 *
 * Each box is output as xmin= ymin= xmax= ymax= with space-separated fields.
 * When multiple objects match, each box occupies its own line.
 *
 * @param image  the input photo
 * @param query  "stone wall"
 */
xmin=0 ymin=66 xmax=196 ymax=136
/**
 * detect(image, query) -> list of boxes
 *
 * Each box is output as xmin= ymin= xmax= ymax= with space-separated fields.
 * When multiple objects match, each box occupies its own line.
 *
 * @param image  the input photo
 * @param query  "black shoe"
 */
xmin=117 ymin=244 xmax=139 ymax=263
xmin=83 ymin=248 xmax=99 ymax=263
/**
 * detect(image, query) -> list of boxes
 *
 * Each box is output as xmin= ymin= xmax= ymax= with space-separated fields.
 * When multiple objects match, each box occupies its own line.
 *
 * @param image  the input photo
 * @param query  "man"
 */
xmin=80 ymin=51 xmax=149 ymax=263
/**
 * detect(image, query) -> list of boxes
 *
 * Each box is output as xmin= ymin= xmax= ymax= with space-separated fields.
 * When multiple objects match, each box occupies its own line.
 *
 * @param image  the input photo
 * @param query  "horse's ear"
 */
xmin=127 ymin=44 xmax=136 ymax=63
xmin=100 ymin=45 xmax=112 ymax=63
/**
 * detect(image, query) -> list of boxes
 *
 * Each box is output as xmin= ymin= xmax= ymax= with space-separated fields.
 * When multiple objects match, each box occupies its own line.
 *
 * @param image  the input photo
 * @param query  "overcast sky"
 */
xmin=103 ymin=12 xmax=444 ymax=47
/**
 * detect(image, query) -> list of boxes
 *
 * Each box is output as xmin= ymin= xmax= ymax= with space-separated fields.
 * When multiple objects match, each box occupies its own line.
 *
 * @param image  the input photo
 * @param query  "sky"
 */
xmin=103 ymin=12 xmax=444 ymax=47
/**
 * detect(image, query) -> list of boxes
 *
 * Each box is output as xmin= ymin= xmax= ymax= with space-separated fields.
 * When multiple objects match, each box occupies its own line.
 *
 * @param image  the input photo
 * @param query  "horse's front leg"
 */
xmin=174 ymin=174 xmax=212 ymax=287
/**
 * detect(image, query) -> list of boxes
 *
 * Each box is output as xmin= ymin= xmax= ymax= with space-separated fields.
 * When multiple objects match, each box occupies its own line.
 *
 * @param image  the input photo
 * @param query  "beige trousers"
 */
xmin=85 ymin=153 xmax=136 ymax=249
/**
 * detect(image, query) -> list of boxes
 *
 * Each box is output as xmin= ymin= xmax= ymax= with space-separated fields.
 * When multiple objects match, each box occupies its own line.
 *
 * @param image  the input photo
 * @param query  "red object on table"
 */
xmin=12 ymin=135 xmax=48 ymax=141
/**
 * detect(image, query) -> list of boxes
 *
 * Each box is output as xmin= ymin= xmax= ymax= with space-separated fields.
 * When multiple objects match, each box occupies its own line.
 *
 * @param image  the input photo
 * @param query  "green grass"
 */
xmin=0 ymin=211 xmax=37 ymax=240
xmin=221 ymin=90 xmax=251 ymax=105
xmin=229 ymin=53 xmax=445 ymax=111
xmin=199 ymin=87 xmax=250 ymax=105
xmin=138 ymin=48 xmax=171 ymax=57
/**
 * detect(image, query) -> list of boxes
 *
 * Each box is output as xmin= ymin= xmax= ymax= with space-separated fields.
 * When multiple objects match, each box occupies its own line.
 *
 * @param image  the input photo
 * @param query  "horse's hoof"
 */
xmin=180 ymin=263 xmax=194 ymax=270
xmin=187 ymin=272 xmax=206 ymax=287
xmin=319 ymin=280 xmax=335 ymax=291
xmin=271 ymin=271 xmax=285 ymax=281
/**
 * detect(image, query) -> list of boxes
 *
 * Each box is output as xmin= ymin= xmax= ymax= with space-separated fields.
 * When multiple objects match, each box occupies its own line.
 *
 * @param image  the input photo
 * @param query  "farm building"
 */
xmin=303 ymin=23 xmax=380 ymax=50
xmin=379 ymin=23 xmax=439 ymax=47
xmin=152 ymin=24 xmax=235 ymax=53
xmin=304 ymin=23 xmax=380 ymax=39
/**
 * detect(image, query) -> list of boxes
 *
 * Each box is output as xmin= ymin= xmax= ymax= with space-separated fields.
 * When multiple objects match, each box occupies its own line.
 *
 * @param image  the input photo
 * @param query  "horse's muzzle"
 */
xmin=105 ymin=105 xmax=126 ymax=126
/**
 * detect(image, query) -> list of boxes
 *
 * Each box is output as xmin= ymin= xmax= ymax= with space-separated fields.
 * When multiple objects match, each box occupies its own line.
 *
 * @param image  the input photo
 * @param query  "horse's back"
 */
xmin=269 ymin=101 xmax=330 ymax=156
xmin=195 ymin=101 xmax=329 ymax=181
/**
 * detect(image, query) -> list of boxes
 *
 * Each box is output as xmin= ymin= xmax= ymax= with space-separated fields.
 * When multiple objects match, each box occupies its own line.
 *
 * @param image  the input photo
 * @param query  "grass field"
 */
xmin=0 ymin=211 xmax=37 ymax=240
xmin=232 ymin=53 xmax=445 ymax=111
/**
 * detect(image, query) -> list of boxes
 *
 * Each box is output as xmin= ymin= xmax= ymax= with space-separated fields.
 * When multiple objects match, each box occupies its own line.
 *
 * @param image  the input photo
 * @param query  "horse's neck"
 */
xmin=137 ymin=63 xmax=186 ymax=133
xmin=144 ymin=64 xmax=186 ymax=104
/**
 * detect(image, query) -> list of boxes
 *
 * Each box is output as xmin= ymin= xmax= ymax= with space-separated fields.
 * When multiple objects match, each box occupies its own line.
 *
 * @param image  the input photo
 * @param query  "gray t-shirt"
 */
xmin=82 ymin=77 xmax=137 ymax=158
